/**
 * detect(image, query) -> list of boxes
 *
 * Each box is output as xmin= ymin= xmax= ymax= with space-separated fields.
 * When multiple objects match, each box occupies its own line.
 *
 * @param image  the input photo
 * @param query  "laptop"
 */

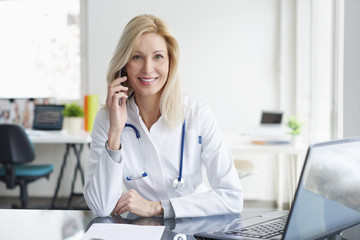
xmin=32 ymin=104 xmax=65 ymax=130
xmin=195 ymin=137 xmax=360 ymax=240
xmin=260 ymin=111 xmax=283 ymax=125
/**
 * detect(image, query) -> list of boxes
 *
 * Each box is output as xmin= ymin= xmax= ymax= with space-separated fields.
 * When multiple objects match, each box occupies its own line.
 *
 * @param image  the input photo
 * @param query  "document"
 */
xmin=81 ymin=223 xmax=164 ymax=240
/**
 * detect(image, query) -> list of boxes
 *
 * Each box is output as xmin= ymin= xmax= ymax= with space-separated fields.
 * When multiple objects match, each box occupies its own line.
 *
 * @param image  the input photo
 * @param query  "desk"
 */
xmin=26 ymin=130 xmax=91 ymax=209
xmin=0 ymin=209 xmax=359 ymax=240
xmin=223 ymin=131 xmax=307 ymax=209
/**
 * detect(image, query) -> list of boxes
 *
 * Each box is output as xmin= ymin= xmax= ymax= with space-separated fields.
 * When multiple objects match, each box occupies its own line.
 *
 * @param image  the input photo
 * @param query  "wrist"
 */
xmin=108 ymin=129 xmax=122 ymax=150
xmin=152 ymin=201 xmax=164 ymax=216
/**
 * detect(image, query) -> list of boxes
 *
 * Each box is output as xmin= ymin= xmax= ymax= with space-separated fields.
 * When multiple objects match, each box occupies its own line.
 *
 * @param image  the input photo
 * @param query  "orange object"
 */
xmin=84 ymin=95 xmax=99 ymax=132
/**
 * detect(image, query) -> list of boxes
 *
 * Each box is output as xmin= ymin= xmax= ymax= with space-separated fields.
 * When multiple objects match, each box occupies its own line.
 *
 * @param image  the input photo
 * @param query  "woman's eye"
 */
xmin=155 ymin=54 xmax=164 ymax=60
xmin=132 ymin=55 xmax=142 ymax=60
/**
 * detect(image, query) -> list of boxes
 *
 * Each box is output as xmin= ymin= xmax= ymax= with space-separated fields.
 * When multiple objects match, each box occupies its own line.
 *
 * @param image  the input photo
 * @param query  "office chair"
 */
xmin=0 ymin=124 xmax=54 ymax=208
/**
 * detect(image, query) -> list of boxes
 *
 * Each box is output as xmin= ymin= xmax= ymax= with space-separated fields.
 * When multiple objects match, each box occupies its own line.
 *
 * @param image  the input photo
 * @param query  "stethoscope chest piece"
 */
xmin=173 ymin=233 xmax=186 ymax=240
xmin=172 ymin=177 xmax=185 ymax=190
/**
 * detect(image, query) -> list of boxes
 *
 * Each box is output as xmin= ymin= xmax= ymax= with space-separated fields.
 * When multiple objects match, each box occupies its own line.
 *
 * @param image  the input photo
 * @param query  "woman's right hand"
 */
xmin=106 ymin=76 xmax=128 ymax=150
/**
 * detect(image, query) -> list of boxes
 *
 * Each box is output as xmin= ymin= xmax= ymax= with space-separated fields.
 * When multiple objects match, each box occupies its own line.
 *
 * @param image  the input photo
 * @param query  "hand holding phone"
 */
xmin=106 ymin=68 xmax=129 ymax=150
xmin=106 ymin=68 xmax=128 ymax=110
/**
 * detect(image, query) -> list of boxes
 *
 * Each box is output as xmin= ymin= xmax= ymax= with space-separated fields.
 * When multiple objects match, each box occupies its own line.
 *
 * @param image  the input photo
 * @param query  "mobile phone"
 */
xmin=120 ymin=68 xmax=127 ymax=78
xmin=118 ymin=68 xmax=126 ymax=105
xmin=114 ymin=68 xmax=126 ymax=80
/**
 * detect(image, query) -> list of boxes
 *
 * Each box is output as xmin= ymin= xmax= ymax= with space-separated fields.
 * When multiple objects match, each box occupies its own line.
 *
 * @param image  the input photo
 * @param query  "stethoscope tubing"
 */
xmin=124 ymin=120 xmax=186 ymax=186
xmin=124 ymin=123 xmax=140 ymax=139
xmin=178 ymin=121 xmax=186 ymax=182
xmin=124 ymin=123 xmax=146 ymax=181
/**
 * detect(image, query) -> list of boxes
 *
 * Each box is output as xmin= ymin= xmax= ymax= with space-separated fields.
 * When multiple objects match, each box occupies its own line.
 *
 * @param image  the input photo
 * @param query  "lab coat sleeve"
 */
xmin=170 ymin=104 xmax=243 ymax=218
xmin=83 ymin=108 xmax=125 ymax=217
xmin=161 ymin=199 xmax=176 ymax=218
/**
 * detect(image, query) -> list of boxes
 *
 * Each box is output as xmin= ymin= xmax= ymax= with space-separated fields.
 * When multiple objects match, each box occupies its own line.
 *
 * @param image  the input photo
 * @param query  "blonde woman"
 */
xmin=84 ymin=14 xmax=243 ymax=219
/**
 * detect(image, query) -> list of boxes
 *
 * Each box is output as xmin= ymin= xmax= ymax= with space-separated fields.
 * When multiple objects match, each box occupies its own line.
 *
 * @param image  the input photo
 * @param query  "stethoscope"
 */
xmin=124 ymin=120 xmax=186 ymax=190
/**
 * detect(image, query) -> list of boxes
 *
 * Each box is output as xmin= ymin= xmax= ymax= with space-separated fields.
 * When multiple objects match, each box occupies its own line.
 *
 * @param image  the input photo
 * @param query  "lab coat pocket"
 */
xmin=181 ymin=129 xmax=203 ymax=191
xmin=123 ymin=166 xmax=154 ymax=199
xmin=184 ymin=129 xmax=202 ymax=161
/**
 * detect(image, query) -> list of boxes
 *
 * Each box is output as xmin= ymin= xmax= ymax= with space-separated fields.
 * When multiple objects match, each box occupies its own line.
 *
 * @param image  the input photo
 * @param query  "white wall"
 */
xmin=87 ymin=0 xmax=281 ymax=132
xmin=343 ymin=0 xmax=360 ymax=138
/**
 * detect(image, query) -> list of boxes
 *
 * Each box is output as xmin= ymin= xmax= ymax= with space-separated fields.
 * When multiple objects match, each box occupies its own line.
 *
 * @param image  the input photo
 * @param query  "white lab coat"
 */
xmin=84 ymin=95 xmax=243 ymax=218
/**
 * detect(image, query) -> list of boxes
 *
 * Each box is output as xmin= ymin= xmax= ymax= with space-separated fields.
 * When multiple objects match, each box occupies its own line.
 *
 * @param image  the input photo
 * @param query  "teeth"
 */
xmin=139 ymin=78 xmax=156 ymax=82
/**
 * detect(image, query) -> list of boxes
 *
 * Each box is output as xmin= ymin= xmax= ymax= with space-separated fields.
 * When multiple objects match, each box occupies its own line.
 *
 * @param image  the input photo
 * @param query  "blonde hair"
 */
xmin=106 ymin=14 xmax=183 ymax=128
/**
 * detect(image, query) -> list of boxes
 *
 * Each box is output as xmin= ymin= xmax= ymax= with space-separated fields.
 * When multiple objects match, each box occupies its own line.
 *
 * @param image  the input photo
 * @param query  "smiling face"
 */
xmin=126 ymin=32 xmax=169 ymax=100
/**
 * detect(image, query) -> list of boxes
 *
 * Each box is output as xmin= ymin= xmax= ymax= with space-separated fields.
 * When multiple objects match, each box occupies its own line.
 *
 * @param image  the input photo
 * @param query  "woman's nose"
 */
xmin=143 ymin=59 xmax=154 ymax=73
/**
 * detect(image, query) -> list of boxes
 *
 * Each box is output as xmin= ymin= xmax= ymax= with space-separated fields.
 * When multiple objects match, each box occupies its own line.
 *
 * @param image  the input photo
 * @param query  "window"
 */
xmin=294 ymin=0 xmax=342 ymax=144
xmin=0 ymin=0 xmax=80 ymax=100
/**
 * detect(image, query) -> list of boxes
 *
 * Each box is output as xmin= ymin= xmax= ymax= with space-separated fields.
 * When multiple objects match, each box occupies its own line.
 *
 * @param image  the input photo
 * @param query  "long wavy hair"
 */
xmin=106 ymin=14 xmax=183 ymax=128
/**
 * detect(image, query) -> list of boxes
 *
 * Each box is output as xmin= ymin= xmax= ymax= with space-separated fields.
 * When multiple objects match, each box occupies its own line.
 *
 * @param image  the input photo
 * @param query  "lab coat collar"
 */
xmin=127 ymin=95 xmax=166 ymax=133
xmin=127 ymin=95 xmax=140 ymax=117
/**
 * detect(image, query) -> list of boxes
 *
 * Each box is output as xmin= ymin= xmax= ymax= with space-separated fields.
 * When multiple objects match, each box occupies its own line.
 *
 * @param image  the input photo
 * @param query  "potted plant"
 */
xmin=286 ymin=115 xmax=304 ymax=146
xmin=62 ymin=103 xmax=85 ymax=134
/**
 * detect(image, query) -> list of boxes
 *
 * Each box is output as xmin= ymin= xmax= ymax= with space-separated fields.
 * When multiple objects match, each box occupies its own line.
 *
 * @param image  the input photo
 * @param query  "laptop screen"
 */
xmin=284 ymin=138 xmax=360 ymax=239
xmin=260 ymin=111 xmax=283 ymax=124
xmin=32 ymin=104 xmax=65 ymax=130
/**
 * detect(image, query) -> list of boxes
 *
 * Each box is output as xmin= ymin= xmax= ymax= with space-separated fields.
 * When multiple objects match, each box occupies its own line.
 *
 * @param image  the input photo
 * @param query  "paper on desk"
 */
xmin=81 ymin=223 xmax=164 ymax=240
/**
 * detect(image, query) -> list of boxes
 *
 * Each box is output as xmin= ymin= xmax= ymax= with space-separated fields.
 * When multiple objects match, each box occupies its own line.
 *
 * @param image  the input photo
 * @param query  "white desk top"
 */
xmin=25 ymin=128 xmax=306 ymax=155
xmin=26 ymin=129 xmax=92 ymax=144
xmin=223 ymin=131 xmax=307 ymax=155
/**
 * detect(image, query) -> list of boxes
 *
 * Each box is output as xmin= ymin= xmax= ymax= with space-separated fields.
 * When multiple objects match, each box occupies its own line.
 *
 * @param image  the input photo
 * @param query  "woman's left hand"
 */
xmin=112 ymin=189 xmax=164 ymax=217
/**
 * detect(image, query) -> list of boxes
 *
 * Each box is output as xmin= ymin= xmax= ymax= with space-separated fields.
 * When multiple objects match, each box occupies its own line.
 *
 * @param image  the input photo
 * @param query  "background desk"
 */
xmin=26 ymin=130 xmax=91 ymax=209
xmin=1 ymin=209 xmax=359 ymax=240
xmin=223 ymin=131 xmax=307 ymax=209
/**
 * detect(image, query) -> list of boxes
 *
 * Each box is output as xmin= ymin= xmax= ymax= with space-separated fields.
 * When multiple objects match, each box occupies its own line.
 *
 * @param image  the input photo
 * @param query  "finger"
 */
xmin=127 ymin=189 xmax=138 ymax=196
xmin=117 ymin=205 xmax=129 ymax=215
xmin=108 ymin=85 xmax=128 ymax=96
xmin=112 ymin=92 xmax=128 ymax=107
xmin=108 ymin=88 xmax=127 ymax=102
xmin=109 ymin=76 xmax=128 ymax=87
xmin=112 ymin=190 xmax=142 ymax=215
xmin=112 ymin=202 xmax=125 ymax=214
xmin=112 ymin=197 xmax=128 ymax=214
xmin=107 ymin=90 xmax=127 ymax=106
xmin=110 ymin=76 xmax=127 ymax=87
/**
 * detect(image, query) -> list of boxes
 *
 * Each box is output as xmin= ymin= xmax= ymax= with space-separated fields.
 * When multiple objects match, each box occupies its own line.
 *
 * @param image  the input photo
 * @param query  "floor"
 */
xmin=0 ymin=196 xmax=276 ymax=211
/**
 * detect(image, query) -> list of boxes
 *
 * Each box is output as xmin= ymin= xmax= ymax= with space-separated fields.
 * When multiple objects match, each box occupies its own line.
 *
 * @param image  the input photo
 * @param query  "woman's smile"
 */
xmin=138 ymin=77 xmax=158 ymax=85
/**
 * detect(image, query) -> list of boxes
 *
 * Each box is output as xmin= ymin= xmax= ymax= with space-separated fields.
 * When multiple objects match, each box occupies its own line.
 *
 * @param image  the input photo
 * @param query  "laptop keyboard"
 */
xmin=225 ymin=216 xmax=287 ymax=239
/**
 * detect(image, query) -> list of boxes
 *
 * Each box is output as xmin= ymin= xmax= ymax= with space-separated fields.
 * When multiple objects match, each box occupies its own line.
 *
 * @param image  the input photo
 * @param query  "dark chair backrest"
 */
xmin=0 ymin=124 xmax=35 ymax=164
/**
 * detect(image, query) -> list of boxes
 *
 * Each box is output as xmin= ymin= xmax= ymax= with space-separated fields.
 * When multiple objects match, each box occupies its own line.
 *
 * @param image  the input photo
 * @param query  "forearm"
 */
xmin=170 ymin=188 xmax=243 ymax=218
xmin=84 ymin=147 xmax=124 ymax=216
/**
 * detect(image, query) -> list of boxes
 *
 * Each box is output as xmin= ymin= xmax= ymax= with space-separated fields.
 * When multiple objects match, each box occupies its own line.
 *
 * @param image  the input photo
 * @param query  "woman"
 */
xmin=84 ymin=14 xmax=243 ymax=218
